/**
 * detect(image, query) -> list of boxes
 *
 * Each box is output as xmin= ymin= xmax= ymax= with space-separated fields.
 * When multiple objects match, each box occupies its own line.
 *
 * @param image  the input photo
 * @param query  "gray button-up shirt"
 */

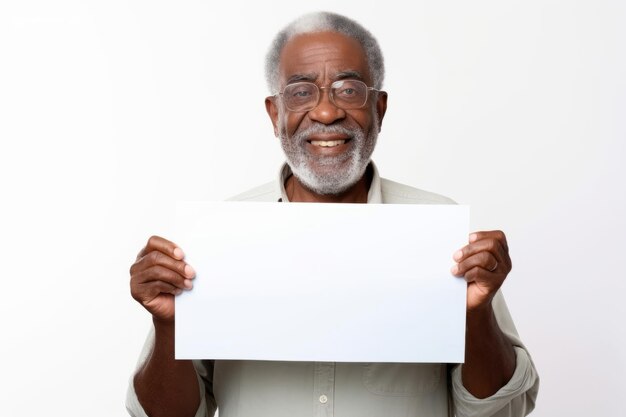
xmin=126 ymin=162 xmax=539 ymax=417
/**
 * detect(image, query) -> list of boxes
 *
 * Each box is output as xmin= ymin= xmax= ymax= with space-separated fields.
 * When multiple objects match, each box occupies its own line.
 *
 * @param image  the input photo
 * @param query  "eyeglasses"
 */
xmin=275 ymin=79 xmax=378 ymax=112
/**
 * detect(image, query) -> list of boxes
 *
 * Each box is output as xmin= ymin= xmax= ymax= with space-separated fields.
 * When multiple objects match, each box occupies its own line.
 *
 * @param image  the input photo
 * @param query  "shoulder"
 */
xmin=380 ymin=178 xmax=457 ymax=204
xmin=226 ymin=181 xmax=280 ymax=202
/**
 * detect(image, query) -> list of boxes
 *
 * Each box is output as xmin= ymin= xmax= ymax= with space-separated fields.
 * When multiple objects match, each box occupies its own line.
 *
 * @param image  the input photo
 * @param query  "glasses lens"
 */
xmin=331 ymin=80 xmax=367 ymax=109
xmin=283 ymin=83 xmax=318 ymax=111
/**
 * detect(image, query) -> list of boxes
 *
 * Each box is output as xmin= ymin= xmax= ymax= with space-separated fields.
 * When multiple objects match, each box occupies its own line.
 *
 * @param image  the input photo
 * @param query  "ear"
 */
xmin=375 ymin=91 xmax=388 ymax=132
xmin=265 ymin=96 xmax=280 ymax=137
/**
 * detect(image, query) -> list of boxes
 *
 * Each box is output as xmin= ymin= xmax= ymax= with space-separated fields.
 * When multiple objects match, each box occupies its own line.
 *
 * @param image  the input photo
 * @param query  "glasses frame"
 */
xmin=274 ymin=79 xmax=379 ymax=112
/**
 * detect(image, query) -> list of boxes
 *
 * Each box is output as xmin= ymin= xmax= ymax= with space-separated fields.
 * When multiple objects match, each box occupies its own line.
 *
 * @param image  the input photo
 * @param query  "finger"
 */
xmin=470 ymin=230 xmax=512 ymax=270
xmin=454 ymin=235 xmax=507 ymax=266
xmin=470 ymin=230 xmax=508 ymax=252
xmin=132 ymin=280 xmax=182 ymax=304
xmin=132 ymin=265 xmax=193 ymax=290
xmin=451 ymin=251 xmax=498 ymax=277
xmin=464 ymin=266 xmax=482 ymax=283
xmin=131 ymin=250 xmax=195 ymax=279
xmin=463 ymin=266 xmax=505 ymax=297
xmin=136 ymin=235 xmax=185 ymax=261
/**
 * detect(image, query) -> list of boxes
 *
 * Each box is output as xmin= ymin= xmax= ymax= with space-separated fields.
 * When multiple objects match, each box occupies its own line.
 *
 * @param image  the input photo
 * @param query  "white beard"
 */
xmin=278 ymin=116 xmax=379 ymax=195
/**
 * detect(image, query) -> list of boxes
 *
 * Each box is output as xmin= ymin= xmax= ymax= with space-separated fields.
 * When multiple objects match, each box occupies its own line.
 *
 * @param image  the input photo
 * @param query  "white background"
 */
xmin=0 ymin=1 xmax=624 ymax=416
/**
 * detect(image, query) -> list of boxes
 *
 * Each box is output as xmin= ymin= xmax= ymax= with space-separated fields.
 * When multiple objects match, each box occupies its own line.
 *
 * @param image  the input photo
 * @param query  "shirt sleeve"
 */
xmin=450 ymin=291 xmax=540 ymax=417
xmin=125 ymin=326 xmax=217 ymax=417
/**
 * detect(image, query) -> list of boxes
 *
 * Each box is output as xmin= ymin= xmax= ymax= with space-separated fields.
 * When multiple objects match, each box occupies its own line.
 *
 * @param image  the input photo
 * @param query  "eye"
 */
xmin=334 ymin=85 xmax=363 ymax=102
xmin=292 ymin=89 xmax=312 ymax=97
xmin=339 ymin=88 xmax=356 ymax=96
xmin=285 ymin=83 xmax=316 ymax=99
xmin=332 ymin=80 xmax=365 ymax=101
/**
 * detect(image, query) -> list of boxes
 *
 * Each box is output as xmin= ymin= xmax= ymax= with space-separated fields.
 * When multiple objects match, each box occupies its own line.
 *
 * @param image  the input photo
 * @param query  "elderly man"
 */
xmin=126 ymin=12 xmax=539 ymax=417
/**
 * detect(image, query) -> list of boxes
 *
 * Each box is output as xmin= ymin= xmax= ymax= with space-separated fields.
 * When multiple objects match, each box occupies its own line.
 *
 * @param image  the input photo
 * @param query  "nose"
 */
xmin=307 ymin=89 xmax=346 ymax=125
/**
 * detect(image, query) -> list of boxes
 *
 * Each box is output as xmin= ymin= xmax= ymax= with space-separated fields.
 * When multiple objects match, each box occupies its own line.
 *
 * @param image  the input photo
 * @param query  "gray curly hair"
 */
xmin=265 ymin=12 xmax=385 ymax=94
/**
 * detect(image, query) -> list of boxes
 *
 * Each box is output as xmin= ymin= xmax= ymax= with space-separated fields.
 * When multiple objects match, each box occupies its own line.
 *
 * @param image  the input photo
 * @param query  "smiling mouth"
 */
xmin=308 ymin=139 xmax=351 ymax=148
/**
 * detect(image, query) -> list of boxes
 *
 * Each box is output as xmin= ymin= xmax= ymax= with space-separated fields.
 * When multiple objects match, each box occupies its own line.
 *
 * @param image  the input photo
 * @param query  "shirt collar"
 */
xmin=277 ymin=161 xmax=383 ymax=203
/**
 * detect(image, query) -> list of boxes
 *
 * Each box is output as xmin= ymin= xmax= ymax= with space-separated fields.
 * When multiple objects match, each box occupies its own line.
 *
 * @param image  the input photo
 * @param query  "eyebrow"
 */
xmin=334 ymin=70 xmax=363 ymax=81
xmin=285 ymin=70 xmax=364 ymax=86
xmin=286 ymin=73 xmax=317 ymax=84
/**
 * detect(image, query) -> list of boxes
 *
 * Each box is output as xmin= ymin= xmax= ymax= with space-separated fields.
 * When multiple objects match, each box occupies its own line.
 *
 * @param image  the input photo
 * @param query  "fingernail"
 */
xmin=184 ymin=279 xmax=193 ymax=289
xmin=453 ymin=250 xmax=463 ymax=261
xmin=450 ymin=265 xmax=459 ymax=275
xmin=175 ymin=289 xmax=183 ymax=295
xmin=173 ymin=247 xmax=184 ymax=259
xmin=469 ymin=234 xmax=478 ymax=243
xmin=184 ymin=264 xmax=196 ymax=279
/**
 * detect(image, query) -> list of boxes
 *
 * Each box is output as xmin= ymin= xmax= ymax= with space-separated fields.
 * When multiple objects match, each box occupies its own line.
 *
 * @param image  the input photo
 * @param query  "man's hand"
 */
xmin=130 ymin=235 xmax=196 ymax=323
xmin=451 ymin=230 xmax=516 ymax=398
xmin=451 ymin=230 xmax=512 ymax=312
xmin=130 ymin=236 xmax=201 ymax=417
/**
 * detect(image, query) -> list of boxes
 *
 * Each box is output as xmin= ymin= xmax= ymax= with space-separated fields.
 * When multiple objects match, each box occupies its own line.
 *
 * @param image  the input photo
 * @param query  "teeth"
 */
xmin=311 ymin=140 xmax=346 ymax=147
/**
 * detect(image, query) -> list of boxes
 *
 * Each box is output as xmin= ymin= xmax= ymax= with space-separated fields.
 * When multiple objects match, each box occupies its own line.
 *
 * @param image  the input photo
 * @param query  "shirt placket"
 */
xmin=313 ymin=362 xmax=335 ymax=417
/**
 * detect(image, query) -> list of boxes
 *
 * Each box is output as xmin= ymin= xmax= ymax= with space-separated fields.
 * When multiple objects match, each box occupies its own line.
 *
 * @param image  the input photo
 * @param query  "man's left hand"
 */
xmin=451 ymin=230 xmax=512 ymax=312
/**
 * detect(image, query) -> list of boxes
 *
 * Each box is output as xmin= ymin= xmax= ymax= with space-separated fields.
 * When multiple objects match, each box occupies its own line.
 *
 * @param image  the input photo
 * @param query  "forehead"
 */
xmin=278 ymin=31 xmax=370 ymax=85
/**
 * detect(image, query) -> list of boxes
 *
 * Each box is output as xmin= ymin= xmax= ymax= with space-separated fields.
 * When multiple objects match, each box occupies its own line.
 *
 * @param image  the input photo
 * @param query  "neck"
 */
xmin=285 ymin=166 xmax=372 ymax=203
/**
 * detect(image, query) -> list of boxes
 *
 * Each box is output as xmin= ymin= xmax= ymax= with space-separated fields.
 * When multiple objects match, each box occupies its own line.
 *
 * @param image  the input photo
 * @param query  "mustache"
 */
xmin=290 ymin=124 xmax=361 ymax=144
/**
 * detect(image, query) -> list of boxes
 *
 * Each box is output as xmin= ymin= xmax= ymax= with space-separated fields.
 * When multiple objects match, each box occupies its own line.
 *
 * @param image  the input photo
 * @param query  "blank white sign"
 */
xmin=174 ymin=202 xmax=469 ymax=363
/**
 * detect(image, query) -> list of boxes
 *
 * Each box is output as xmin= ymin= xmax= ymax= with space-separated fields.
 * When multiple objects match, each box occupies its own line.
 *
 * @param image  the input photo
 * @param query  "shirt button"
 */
xmin=319 ymin=394 xmax=328 ymax=404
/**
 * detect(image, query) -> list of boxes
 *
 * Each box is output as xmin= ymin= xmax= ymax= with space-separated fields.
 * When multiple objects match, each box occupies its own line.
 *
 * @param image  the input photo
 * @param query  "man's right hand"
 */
xmin=130 ymin=236 xmax=201 ymax=417
xmin=130 ymin=235 xmax=196 ymax=323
